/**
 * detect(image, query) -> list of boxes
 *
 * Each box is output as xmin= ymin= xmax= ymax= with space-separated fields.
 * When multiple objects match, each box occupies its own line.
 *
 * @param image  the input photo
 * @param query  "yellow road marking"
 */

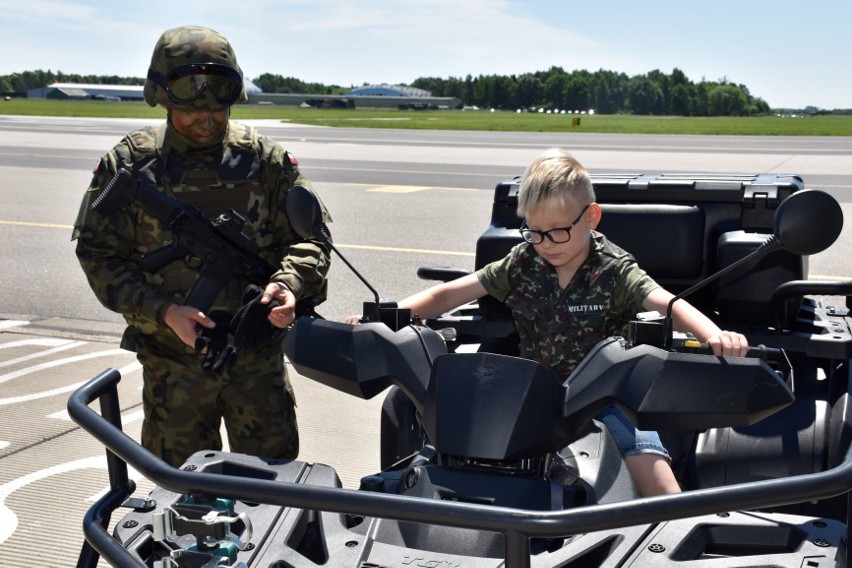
xmin=3 ymin=223 xmax=848 ymax=272
xmin=0 ymin=220 xmax=474 ymax=257
xmin=340 ymin=243 xmax=473 ymax=256
xmin=0 ymin=220 xmax=72 ymax=229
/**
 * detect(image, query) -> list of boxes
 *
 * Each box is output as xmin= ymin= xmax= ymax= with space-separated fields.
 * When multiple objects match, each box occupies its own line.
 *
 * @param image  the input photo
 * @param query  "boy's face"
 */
xmin=525 ymin=199 xmax=597 ymax=271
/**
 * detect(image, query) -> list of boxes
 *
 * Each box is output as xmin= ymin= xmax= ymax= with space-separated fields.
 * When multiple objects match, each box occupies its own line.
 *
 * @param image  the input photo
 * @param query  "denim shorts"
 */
xmin=596 ymin=407 xmax=670 ymax=460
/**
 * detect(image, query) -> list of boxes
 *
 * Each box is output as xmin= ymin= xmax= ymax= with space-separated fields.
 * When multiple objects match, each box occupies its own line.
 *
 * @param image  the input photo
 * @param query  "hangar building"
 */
xmin=27 ymin=83 xmax=145 ymax=101
xmin=26 ymin=81 xmax=461 ymax=110
xmin=28 ymin=80 xmax=263 ymax=102
xmin=249 ymin=84 xmax=461 ymax=110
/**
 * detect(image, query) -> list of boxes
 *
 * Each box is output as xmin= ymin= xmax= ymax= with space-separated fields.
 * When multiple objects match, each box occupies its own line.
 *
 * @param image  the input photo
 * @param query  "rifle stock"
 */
xmin=91 ymin=169 xmax=179 ymax=222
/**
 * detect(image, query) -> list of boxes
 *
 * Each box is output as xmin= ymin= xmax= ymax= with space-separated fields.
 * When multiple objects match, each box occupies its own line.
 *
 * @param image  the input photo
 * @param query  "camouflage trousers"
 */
xmin=135 ymin=338 xmax=298 ymax=468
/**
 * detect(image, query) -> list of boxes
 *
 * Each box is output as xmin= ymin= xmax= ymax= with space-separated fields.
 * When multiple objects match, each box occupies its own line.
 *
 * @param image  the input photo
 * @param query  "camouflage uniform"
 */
xmin=71 ymin=26 xmax=331 ymax=467
xmin=477 ymin=231 xmax=669 ymax=460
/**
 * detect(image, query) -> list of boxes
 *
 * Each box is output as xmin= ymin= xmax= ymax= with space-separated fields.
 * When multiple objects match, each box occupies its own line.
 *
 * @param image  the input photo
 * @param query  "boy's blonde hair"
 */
xmin=517 ymin=149 xmax=595 ymax=217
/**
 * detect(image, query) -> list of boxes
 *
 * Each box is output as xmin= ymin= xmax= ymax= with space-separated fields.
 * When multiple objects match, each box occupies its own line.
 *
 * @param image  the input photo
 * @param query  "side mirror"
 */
xmin=774 ymin=189 xmax=843 ymax=255
xmin=285 ymin=184 xmax=388 ymax=309
xmin=286 ymin=185 xmax=329 ymax=242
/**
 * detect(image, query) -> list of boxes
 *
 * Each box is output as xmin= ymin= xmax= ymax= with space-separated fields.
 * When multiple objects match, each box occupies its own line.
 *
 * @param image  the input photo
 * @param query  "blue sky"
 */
xmin=0 ymin=0 xmax=848 ymax=110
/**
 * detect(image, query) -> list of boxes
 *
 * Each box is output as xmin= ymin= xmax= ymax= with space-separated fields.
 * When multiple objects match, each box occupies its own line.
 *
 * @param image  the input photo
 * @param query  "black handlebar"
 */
xmin=670 ymin=336 xmax=784 ymax=361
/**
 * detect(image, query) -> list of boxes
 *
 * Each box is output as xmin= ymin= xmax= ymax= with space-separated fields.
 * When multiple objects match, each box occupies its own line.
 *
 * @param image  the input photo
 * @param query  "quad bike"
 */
xmin=69 ymin=174 xmax=852 ymax=567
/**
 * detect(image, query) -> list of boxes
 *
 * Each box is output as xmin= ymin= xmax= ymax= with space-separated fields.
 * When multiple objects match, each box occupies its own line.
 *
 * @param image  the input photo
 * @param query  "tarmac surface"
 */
xmin=2 ymin=116 xmax=851 ymax=567
xmin=0 ymin=315 xmax=384 ymax=567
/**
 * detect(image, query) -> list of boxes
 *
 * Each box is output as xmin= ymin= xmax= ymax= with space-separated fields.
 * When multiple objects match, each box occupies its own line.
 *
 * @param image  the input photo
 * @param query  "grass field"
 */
xmin=2 ymin=98 xmax=851 ymax=136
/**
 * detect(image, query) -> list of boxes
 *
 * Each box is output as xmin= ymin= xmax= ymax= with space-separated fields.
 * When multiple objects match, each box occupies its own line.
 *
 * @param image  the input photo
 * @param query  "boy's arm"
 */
xmin=399 ymin=273 xmax=487 ymax=320
xmin=642 ymin=287 xmax=749 ymax=357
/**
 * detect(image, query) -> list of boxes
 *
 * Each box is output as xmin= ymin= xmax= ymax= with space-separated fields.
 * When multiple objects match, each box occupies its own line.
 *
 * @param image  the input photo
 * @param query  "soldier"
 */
xmin=350 ymin=149 xmax=750 ymax=496
xmin=73 ymin=25 xmax=331 ymax=467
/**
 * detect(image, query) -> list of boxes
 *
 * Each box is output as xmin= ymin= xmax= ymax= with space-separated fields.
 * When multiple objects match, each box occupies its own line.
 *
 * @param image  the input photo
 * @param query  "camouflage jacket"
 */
xmin=476 ymin=232 xmax=659 ymax=380
xmin=72 ymin=120 xmax=331 ymax=351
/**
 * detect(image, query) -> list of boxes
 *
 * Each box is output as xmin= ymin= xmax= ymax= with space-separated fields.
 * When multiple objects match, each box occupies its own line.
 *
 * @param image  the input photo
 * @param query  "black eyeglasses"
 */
xmin=519 ymin=204 xmax=590 ymax=244
xmin=147 ymin=63 xmax=243 ymax=106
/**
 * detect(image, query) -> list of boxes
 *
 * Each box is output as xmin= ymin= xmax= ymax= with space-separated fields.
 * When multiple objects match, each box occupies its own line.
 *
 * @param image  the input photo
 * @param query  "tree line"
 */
xmin=411 ymin=67 xmax=772 ymax=116
xmin=0 ymin=66 xmax=780 ymax=116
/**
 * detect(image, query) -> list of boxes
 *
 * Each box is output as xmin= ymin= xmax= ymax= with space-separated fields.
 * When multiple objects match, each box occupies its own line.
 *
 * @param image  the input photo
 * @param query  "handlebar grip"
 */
xmin=745 ymin=344 xmax=784 ymax=361
xmin=672 ymin=338 xmax=784 ymax=363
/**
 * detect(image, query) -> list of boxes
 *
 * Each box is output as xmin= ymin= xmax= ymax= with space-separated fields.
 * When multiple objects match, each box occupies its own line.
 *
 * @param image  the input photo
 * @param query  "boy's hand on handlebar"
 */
xmin=344 ymin=315 xmax=362 ymax=325
xmin=705 ymin=330 xmax=749 ymax=357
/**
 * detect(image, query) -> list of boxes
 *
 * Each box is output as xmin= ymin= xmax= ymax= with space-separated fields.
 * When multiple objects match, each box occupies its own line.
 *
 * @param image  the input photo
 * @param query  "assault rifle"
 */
xmin=91 ymin=168 xmax=277 ymax=312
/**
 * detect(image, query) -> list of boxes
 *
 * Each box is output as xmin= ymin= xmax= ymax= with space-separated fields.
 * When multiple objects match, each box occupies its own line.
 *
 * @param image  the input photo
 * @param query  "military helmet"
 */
xmin=144 ymin=25 xmax=247 ymax=110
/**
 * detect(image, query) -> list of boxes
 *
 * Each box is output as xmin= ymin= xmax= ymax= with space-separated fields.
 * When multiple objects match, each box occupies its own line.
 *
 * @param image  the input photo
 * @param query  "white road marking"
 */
xmin=0 ymin=360 xmax=141 ymax=406
xmin=0 ymin=340 xmax=87 ymax=368
xmin=0 ymin=456 xmax=106 ymax=544
xmin=0 ymin=348 xmax=131 ymax=386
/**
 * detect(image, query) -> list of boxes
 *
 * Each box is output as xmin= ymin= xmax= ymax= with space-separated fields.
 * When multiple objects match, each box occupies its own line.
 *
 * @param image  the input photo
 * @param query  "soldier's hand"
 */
xmin=164 ymin=304 xmax=216 ymax=348
xmin=195 ymin=311 xmax=238 ymax=374
xmin=263 ymin=282 xmax=296 ymax=328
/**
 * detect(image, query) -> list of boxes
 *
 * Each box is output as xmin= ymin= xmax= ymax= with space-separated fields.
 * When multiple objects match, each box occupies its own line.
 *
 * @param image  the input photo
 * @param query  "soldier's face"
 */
xmin=168 ymin=107 xmax=230 ymax=147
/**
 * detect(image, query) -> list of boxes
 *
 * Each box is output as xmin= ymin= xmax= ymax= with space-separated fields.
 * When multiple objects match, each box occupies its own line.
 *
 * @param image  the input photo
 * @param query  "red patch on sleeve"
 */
xmin=288 ymin=153 xmax=299 ymax=166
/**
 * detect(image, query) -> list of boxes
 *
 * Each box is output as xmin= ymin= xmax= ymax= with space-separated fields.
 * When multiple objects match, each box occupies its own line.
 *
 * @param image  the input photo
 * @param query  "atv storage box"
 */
xmin=475 ymin=173 xmax=808 ymax=326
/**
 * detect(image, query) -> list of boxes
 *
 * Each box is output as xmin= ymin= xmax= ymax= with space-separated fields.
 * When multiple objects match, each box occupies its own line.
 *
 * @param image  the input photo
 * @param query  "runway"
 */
xmin=0 ymin=115 xmax=850 ymax=566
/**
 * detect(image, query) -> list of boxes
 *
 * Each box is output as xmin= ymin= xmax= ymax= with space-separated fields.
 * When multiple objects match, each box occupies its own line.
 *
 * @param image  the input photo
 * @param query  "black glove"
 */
xmin=194 ymin=310 xmax=238 ymax=374
xmin=231 ymin=284 xmax=287 ymax=352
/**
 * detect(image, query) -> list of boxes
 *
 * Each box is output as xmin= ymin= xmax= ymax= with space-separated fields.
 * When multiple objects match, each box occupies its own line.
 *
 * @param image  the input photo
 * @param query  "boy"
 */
xmin=367 ymin=149 xmax=749 ymax=496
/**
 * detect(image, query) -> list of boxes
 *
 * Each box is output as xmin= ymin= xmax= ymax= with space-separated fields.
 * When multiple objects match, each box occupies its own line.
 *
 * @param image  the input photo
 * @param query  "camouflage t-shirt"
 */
xmin=476 ymin=232 xmax=659 ymax=380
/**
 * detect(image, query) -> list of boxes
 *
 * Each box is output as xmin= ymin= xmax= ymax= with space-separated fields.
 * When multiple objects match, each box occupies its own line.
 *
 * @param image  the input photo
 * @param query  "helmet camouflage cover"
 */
xmin=143 ymin=25 xmax=248 ymax=110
